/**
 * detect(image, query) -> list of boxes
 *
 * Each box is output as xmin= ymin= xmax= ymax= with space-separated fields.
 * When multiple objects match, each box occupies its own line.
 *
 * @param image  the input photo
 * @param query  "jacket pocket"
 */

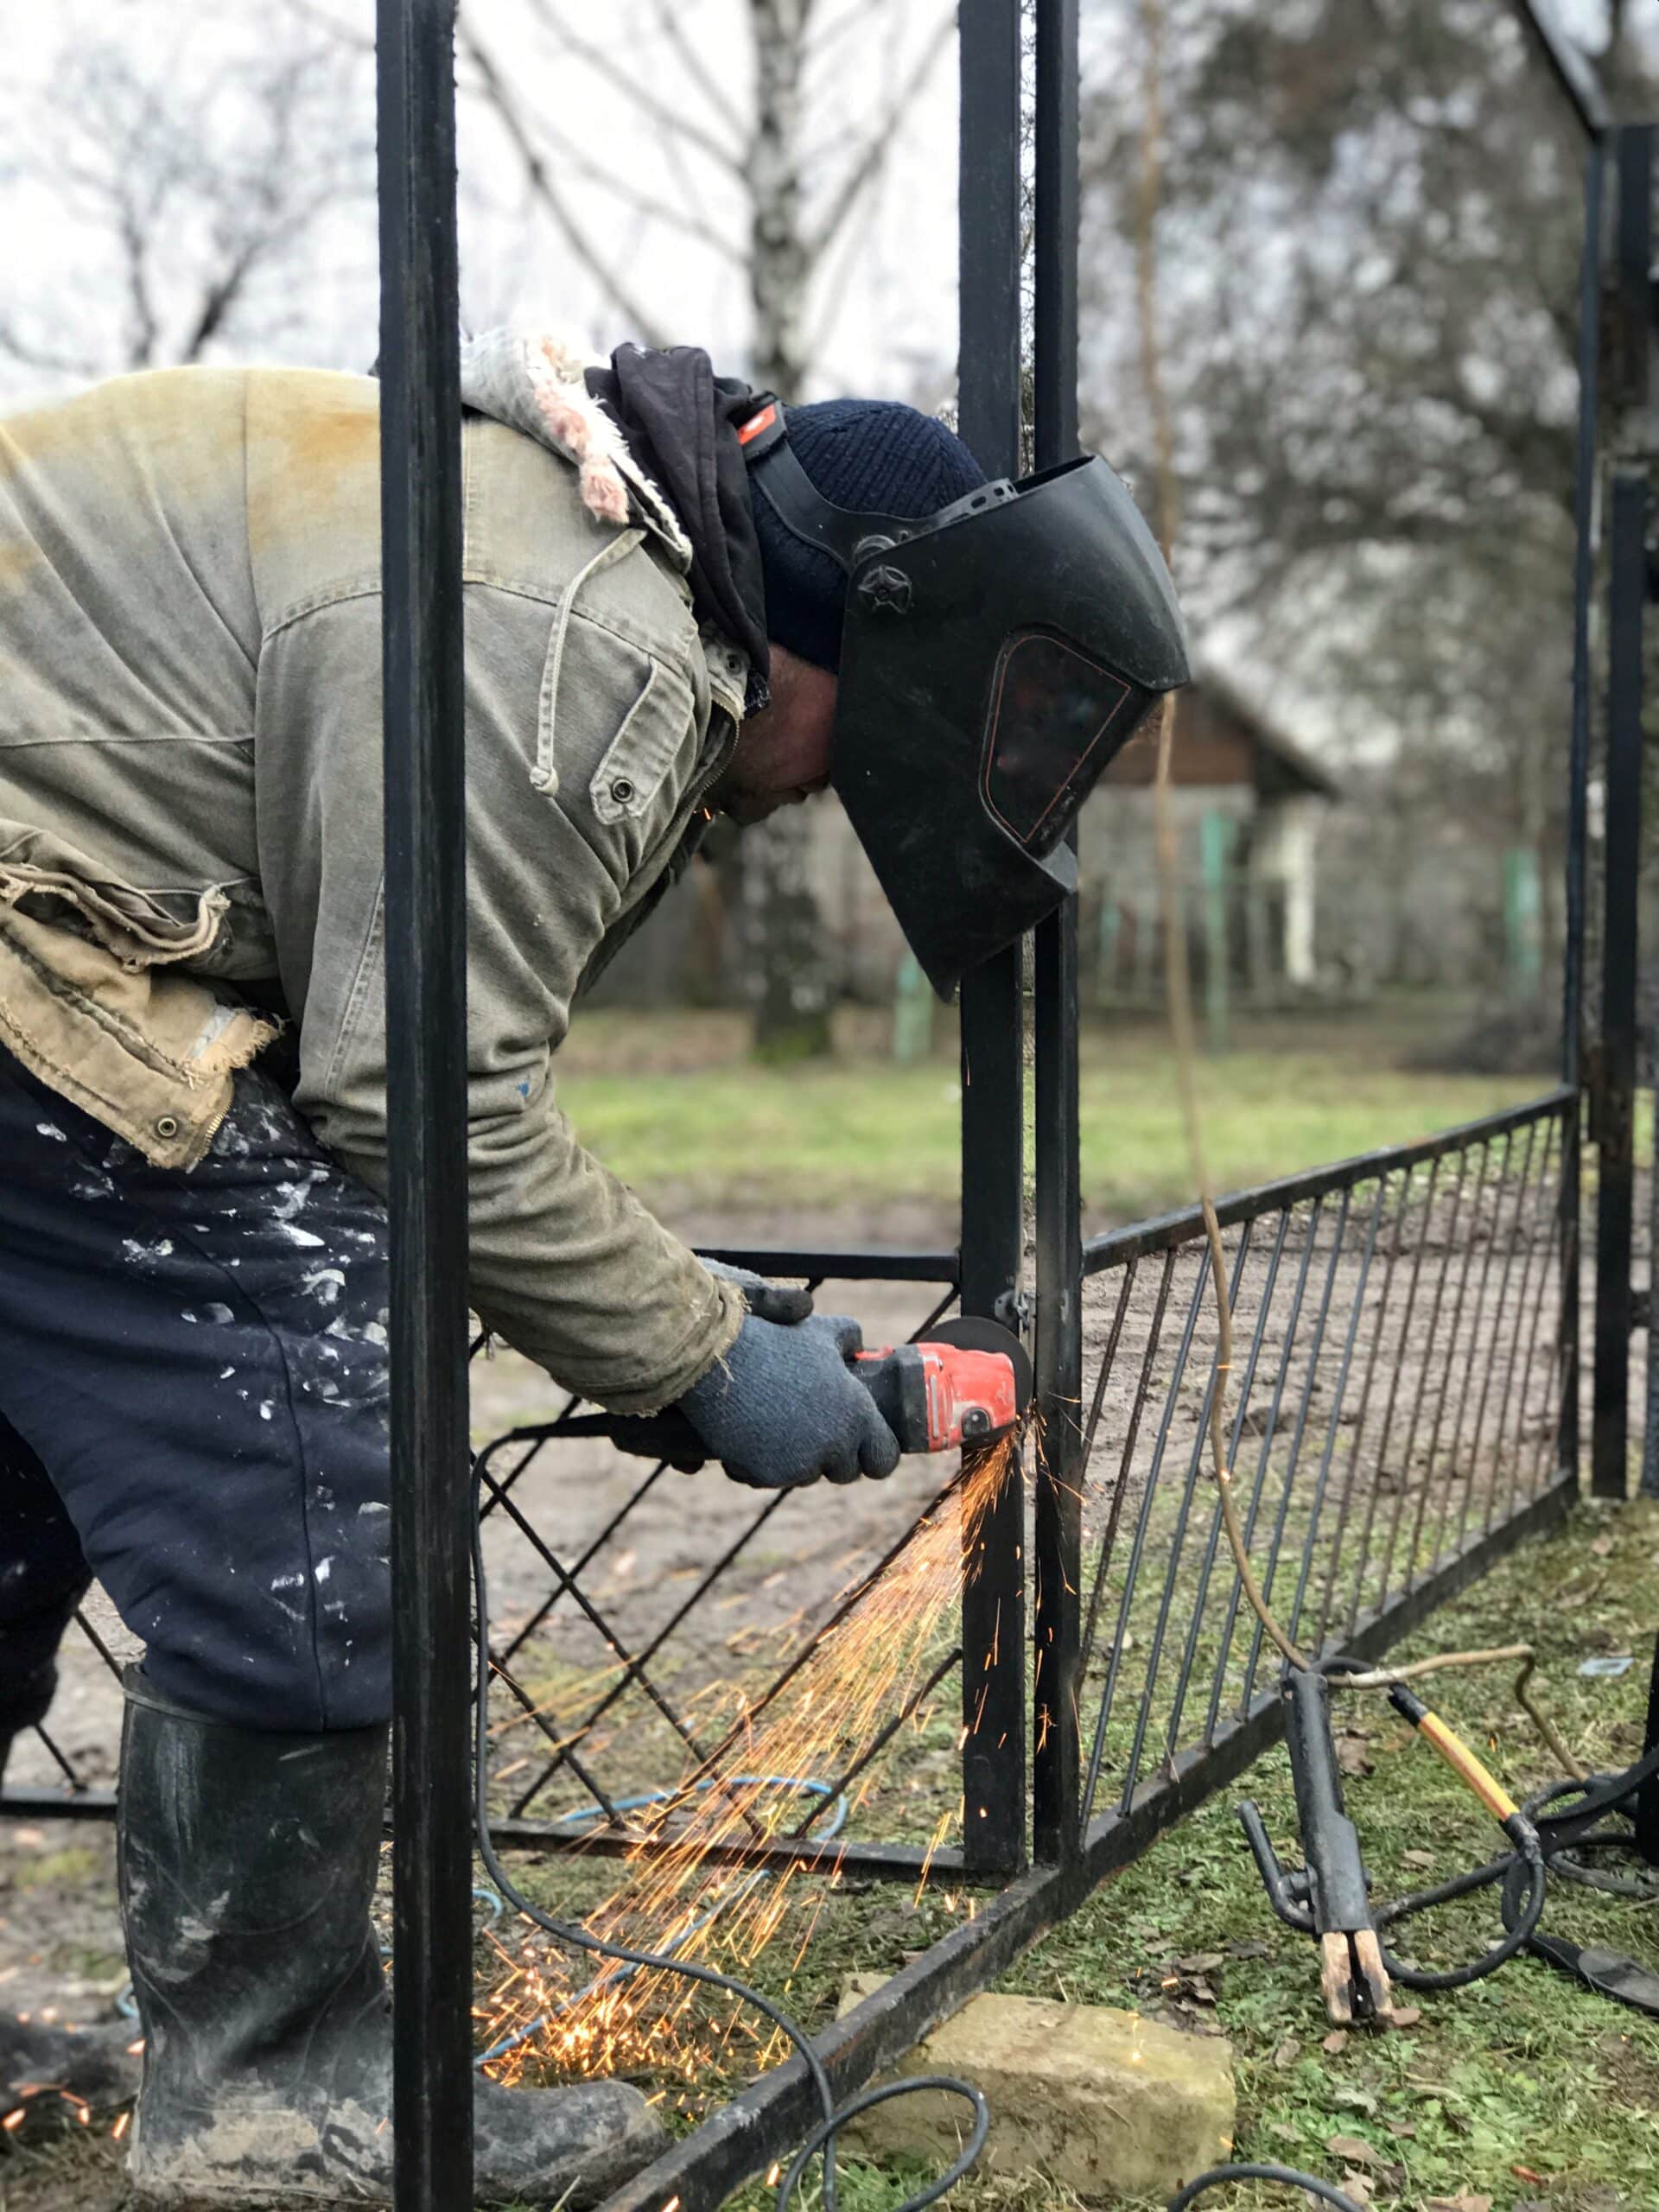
xmin=588 ymin=652 xmax=698 ymax=827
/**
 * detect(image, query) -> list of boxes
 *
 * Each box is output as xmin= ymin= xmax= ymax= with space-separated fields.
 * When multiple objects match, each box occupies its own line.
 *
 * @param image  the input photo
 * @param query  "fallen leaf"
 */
xmin=1268 ymin=2119 xmax=1300 ymax=2145
xmin=1325 ymin=2134 xmax=1387 ymax=2169
xmin=1386 ymin=2120 xmax=1417 ymax=2139
xmin=1423 ymin=2196 xmax=1492 ymax=2212
xmin=1272 ymin=2036 xmax=1301 ymax=2068
xmin=1333 ymin=2087 xmax=1378 ymax=2115
xmin=1336 ymin=1732 xmax=1376 ymax=1778
xmin=1390 ymin=2005 xmax=1424 ymax=2029
xmin=1321 ymin=2029 xmax=1350 ymax=2055
xmin=1176 ymin=1951 xmax=1225 ymax=1974
xmin=1228 ymin=1938 xmax=1270 ymax=1959
xmin=1510 ymin=2167 xmax=1547 ymax=2185
xmin=1402 ymin=1848 xmax=1435 ymax=1869
xmin=1338 ymin=2175 xmax=1377 ymax=2209
xmin=1592 ymin=1532 xmax=1616 ymax=1555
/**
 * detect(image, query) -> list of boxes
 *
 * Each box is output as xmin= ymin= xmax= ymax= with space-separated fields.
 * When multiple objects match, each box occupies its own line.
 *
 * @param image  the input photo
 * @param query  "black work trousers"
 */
xmin=0 ymin=1046 xmax=395 ymax=1734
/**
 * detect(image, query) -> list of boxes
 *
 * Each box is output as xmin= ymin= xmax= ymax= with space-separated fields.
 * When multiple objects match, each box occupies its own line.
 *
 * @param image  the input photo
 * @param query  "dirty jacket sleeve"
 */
xmin=253 ymin=581 xmax=745 ymax=1414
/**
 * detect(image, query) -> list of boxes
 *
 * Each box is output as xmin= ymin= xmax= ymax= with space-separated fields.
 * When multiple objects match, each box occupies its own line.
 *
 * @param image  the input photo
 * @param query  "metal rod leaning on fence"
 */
xmin=376 ymin=3 xmax=474 ymax=2206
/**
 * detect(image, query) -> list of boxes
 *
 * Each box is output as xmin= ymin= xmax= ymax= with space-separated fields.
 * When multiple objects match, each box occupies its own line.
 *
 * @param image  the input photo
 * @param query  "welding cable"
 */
xmin=468 ymin=1467 xmax=989 ymax=2212
xmin=1363 ymin=1683 xmax=1548 ymax=1990
xmin=1166 ymin=2164 xmax=1366 ymax=2211
xmin=1526 ymin=1769 xmax=1659 ymax=1899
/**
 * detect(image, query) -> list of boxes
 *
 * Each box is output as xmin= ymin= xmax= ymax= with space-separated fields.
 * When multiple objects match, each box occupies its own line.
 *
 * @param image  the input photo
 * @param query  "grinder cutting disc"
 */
xmin=924 ymin=1315 xmax=1033 ymax=1433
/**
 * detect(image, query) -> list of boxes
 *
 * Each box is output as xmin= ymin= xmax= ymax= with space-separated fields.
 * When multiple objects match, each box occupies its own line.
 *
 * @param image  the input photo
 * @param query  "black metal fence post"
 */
xmin=377 ymin=3 xmax=474 ymax=2206
xmin=957 ymin=0 xmax=1027 ymax=1880
xmin=1591 ymin=126 xmax=1652 ymax=1502
xmin=1031 ymin=0 xmax=1084 ymax=1868
xmin=1560 ymin=136 xmax=1603 ymax=1489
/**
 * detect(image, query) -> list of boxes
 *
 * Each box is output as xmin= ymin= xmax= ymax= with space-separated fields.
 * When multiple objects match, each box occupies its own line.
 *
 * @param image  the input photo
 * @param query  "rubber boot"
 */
xmin=1 ymin=1695 xmax=144 ymax=2133
xmin=118 ymin=1670 xmax=664 ymax=2206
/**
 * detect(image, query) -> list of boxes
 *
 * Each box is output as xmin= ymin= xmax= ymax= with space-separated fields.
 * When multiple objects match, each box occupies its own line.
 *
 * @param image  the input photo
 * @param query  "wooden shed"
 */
xmin=1084 ymin=667 xmax=1341 ymax=1003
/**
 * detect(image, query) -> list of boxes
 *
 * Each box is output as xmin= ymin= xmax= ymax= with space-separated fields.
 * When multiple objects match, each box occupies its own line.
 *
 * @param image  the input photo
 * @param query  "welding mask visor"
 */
xmin=744 ymin=417 xmax=1190 ymax=998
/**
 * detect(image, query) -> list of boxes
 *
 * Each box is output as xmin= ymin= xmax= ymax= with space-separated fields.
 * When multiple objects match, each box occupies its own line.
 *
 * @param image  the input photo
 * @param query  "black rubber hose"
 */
xmin=1378 ymin=1818 xmax=1546 ymax=1991
xmin=1167 ymin=2161 xmax=1368 ymax=2210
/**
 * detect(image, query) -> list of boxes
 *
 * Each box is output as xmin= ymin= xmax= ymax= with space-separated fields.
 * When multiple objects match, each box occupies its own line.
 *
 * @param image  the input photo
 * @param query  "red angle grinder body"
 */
xmin=604 ymin=1315 xmax=1031 ymax=1468
xmin=851 ymin=1317 xmax=1031 ymax=1453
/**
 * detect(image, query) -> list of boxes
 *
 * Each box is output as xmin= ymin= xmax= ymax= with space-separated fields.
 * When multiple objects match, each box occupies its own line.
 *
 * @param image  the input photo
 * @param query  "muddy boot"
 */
xmin=118 ymin=1670 xmax=664 ymax=2206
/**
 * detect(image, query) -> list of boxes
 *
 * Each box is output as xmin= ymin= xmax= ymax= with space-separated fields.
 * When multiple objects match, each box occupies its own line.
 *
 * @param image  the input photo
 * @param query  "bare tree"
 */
xmin=1080 ymin=0 xmax=1656 ymax=996
xmin=0 ymin=22 xmax=372 ymax=391
xmin=462 ymin=0 xmax=952 ymax=1059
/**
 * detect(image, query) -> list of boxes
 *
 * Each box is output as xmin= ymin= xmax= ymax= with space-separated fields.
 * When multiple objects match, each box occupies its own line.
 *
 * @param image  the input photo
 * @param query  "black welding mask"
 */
xmin=741 ymin=400 xmax=1191 ymax=998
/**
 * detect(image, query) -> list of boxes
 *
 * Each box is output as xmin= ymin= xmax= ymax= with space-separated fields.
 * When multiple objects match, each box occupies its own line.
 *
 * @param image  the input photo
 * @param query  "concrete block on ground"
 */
xmin=836 ymin=1975 xmax=1236 ymax=2202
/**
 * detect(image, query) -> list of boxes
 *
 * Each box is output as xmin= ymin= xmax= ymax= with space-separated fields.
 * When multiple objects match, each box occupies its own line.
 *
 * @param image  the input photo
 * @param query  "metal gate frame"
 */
xmin=1 ymin=7 xmax=1647 ymax=2212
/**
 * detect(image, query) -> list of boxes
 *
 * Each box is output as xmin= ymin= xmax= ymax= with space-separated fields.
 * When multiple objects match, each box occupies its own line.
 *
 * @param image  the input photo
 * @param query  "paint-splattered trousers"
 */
xmin=0 ymin=1043 xmax=395 ymax=1733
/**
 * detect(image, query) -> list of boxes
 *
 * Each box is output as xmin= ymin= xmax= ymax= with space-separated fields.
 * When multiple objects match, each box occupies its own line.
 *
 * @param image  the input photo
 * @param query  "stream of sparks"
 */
xmin=476 ymin=1437 xmax=1019 ymax=2099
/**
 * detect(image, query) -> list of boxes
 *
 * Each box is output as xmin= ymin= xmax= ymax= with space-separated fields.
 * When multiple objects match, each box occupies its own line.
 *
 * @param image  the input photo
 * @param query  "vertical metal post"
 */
xmin=957 ymin=0 xmax=1027 ymax=1878
xmin=1637 ymin=1632 xmax=1659 ymax=1866
xmin=1592 ymin=124 xmax=1652 ymax=1503
xmin=1560 ymin=138 xmax=1603 ymax=1487
xmin=1593 ymin=464 xmax=1646 ymax=1502
xmin=1031 ymin=0 xmax=1084 ymax=1869
xmin=377 ymin=5 xmax=474 ymax=2207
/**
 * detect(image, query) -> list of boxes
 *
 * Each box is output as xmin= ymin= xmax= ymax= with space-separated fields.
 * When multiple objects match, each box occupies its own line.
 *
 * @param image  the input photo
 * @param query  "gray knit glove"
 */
xmin=700 ymin=1258 xmax=814 ymax=1326
xmin=680 ymin=1313 xmax=901 ymax=1489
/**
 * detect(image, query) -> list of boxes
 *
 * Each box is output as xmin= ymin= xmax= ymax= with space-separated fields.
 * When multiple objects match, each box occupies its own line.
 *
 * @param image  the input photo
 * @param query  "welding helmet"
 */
xmin=740 ymin=399 xmax=1191 ymax=999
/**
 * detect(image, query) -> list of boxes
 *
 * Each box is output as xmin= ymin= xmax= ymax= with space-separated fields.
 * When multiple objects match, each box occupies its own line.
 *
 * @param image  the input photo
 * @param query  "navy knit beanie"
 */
xmin=752 ymin=399 xmax=986 ymax=672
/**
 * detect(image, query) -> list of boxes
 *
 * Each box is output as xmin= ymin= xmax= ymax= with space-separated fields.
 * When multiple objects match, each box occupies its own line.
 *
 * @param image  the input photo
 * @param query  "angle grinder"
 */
xmin=569 ymin=1315 xmax=1032 ymax=1470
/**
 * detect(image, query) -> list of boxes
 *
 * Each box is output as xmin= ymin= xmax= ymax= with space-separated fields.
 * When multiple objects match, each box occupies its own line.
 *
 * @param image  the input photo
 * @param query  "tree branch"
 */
xmin=520 ymin=0 xmax=746 ymax=176
xmin=512 ymin=107 xmax=744 ymax=264
xmin=648 ymin=0 xmax=745 ymax=137
xmin=806 ymin=6 xmax=951 ymax=263
xmin=0 ymin=315 xmax=103 ymax=381
xmin=458 ymin=16 xmax=674 ymax=346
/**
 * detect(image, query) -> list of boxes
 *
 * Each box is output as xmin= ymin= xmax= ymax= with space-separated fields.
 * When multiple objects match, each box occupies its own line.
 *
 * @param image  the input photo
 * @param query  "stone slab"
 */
xmin=836 ymin=1974 xmax=1236 ymax=2201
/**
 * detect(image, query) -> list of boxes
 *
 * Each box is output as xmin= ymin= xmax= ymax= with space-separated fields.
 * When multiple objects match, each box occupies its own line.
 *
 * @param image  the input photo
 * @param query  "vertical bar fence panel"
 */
xmin=376 ymin=3 xmax=474 ymax=2207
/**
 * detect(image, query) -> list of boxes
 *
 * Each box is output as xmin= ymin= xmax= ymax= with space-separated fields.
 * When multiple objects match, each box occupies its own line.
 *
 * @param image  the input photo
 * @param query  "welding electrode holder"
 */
xmin=1237 ymin=1666 xmax=1395 ymax=2025
xmin=1241 ymin=1666 xmax=1555 ymax=2024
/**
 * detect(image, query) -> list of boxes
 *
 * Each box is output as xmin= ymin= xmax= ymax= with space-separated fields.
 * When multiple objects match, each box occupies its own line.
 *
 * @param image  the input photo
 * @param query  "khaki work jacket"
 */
xmin=0 ymin=366 xmax=747 ymax=1411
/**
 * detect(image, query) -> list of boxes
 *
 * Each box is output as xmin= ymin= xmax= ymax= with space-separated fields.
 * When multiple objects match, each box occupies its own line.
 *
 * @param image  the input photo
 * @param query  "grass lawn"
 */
xmin=555 ymin=1005 xmax=1557 ymax=1225
xmin=654 ymin=1497 xmax=1659 ymax=2212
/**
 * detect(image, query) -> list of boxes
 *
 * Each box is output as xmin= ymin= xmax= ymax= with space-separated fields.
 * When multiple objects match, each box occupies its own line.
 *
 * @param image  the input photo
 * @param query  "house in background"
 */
xmin=587 ymin=667 xmax=1342 ymax=1011
xmin=1086 ymin=669 xmax=1342 ymax=1006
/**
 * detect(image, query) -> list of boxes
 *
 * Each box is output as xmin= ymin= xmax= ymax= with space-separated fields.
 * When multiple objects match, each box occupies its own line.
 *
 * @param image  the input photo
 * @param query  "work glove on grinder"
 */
xmin=699 ymin=1257 xmax=814 ymax=1326
xmin=679 ymin=1313 xmax=901 ymax=1489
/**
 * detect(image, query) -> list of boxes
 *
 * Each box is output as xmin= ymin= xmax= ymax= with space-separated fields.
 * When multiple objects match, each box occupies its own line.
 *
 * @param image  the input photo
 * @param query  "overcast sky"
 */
xmin=1 ymin=0 xmax=964 ymax=404
xmin=0 ymin=0 xmax=1632 ymax=408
